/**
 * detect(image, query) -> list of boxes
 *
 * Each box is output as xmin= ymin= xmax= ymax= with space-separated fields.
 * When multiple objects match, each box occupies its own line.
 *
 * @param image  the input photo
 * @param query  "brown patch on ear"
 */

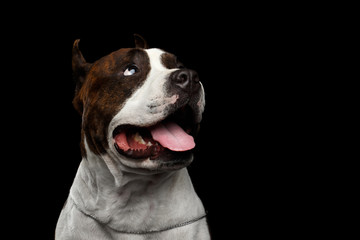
xmin=72 ymin=39 xmax=92 ymax=115
xmin=134 ymin=34 xmax=149 ymax=49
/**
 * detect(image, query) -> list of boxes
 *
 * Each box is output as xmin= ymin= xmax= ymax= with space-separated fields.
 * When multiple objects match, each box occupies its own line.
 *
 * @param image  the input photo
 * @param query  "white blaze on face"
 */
xmin=108 ymin=48 xmax=179 ymax=134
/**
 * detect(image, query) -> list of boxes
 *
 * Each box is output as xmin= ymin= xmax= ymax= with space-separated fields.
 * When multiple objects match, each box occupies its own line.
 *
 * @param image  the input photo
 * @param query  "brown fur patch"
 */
xmin=161 ymin=52 xmax=184 ymax=69
xmin=74 ymin=48 xmax=151 ymax=156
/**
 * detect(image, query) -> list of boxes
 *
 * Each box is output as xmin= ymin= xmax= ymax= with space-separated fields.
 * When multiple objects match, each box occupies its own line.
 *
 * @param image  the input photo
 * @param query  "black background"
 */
xmin=3 ymin=3 xmax=315 ymax=239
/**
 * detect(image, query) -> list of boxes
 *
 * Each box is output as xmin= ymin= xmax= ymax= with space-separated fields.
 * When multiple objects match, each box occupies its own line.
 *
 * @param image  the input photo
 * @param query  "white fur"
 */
xmin=56 ymin=139 xmax=209 ymax=239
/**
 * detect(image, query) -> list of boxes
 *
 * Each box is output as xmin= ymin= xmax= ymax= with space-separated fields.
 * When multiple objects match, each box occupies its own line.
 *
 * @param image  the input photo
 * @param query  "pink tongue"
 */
xmin=150 ymin=122 xmax=195 ymax=151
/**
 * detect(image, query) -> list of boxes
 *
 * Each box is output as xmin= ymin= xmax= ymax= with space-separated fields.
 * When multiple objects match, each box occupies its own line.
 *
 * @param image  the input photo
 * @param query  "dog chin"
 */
xmin=114 ymin=149 xmax=194 ymax=172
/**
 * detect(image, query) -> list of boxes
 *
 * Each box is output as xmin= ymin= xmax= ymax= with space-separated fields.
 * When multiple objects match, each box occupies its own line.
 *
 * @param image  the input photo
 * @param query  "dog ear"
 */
xmin=134 ymin=34 xmax=149 ymax=49
xmin=72 ymin=39 xmax=92 ymax=114
xmin=72 ymin=39 xmax=91 ymax=85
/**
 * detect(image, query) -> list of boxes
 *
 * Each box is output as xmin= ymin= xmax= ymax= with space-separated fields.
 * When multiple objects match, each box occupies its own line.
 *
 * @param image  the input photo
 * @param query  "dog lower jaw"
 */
xmin=114 ymin=142 xmax=162 ymax=160
xmin=111 ymin=146 xmax=194 ymax=173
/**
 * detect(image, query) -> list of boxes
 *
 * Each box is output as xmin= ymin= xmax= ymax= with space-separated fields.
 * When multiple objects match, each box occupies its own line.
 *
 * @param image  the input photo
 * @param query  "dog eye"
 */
xmin=124 ymin=65 xmax=139 ymax=76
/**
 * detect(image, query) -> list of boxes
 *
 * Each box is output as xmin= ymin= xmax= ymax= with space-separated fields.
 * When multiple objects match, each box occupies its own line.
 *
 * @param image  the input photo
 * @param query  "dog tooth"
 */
xmin=133 ymin=132 xmax=152 ymax=146
xmin=134 ymin=132 xmax=146 ymax=144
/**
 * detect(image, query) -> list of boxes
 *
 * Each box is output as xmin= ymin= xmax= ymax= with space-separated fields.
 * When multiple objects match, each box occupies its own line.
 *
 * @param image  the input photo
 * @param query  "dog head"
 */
xmin=72 ymin=35 xmax=205 ymax=172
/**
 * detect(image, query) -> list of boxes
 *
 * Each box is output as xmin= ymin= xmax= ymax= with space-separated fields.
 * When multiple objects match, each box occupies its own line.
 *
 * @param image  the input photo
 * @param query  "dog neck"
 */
xmin=69 ymin=142 xmax=205 ymax=232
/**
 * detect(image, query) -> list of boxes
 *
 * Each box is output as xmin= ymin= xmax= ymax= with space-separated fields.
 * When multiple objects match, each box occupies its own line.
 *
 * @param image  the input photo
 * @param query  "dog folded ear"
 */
xmin=72 ymin=39 xmax=92 ymax=85
xmin=134 ymin=34 xmax=149 ymax=49
xmin=72 ymin=39 xmax=92 ymax=114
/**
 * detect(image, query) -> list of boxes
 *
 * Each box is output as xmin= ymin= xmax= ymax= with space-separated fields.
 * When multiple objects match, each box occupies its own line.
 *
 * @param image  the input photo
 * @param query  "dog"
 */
xmin=55 ymin=35 xmax=210 ymax=239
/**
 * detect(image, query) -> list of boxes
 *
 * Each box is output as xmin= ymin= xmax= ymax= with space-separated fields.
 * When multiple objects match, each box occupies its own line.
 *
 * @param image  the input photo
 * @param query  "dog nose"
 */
xmin=170 ymin=69 xmax=200 ymax=92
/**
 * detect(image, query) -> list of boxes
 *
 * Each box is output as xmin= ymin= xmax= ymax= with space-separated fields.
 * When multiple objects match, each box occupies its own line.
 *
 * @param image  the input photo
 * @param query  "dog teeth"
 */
xmin=134 ymin=132 xmax=152 ymax=146
xmin=134 ymin=132 xmax=145 ymax=144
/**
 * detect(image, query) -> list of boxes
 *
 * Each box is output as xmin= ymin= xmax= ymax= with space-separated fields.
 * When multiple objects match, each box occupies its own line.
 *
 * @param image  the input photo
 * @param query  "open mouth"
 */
xmin=112 ymin=106 xmax=199 ymax=160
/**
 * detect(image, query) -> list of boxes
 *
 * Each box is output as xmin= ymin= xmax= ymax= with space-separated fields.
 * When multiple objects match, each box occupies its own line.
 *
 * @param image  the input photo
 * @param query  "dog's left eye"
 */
xmin=124 ymin=65 xmax=138 ymax=76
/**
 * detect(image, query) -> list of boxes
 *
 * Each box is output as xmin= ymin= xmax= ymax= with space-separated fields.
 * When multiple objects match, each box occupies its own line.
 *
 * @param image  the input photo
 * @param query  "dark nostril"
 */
xmin=179 ymin=72 xmax=189 ymax=83
xmin=173 ymin=70 xmax=190 ymax=89
xmin=171 ymin=69 xmax=199 ymax=91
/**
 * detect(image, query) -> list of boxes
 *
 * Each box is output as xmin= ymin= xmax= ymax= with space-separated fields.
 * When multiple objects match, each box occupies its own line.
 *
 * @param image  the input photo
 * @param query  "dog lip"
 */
xmin=114 ymin=141 xmax=162 ymax=160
